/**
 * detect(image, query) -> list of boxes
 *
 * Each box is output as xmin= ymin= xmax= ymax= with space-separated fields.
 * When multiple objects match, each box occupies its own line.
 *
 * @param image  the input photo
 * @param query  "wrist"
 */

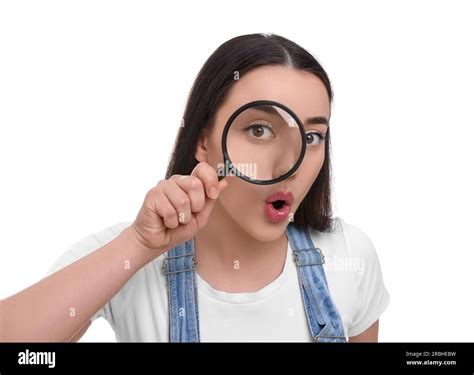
xmin=117 ymin=226 xmax=161 ymax=270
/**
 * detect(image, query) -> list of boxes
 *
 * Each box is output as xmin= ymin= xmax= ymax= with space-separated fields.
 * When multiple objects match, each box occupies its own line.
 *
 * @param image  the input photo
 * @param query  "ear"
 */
xmin=195 ymin=130 xmax=209 ymax=163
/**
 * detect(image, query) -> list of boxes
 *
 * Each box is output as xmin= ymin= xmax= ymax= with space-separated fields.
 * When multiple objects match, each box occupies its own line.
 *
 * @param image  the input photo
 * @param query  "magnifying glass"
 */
xmin=217 ymin=100 xmax=306 ymax=185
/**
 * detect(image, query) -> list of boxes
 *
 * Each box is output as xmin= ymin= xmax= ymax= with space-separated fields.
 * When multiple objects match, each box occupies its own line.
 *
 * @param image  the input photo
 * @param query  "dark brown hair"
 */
xmin=165 ymin=33 xmax=334 ymax=232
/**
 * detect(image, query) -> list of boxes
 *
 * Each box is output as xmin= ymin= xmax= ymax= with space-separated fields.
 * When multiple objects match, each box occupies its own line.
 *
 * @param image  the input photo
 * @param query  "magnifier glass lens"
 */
xmin=225 ymin=104 xmax=303 ymax=182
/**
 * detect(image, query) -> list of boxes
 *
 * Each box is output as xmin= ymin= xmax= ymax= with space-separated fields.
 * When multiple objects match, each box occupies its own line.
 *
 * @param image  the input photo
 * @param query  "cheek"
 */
xmin=301 ymin=148 xmax=325 ymax=180
xmin=201 ymin=124 xmax=225 ymax=168
xmin=219 ymin=177 xmax=256 ymax=211
xmin=295 ymin=149 xmax=325 ymax=199
xmin=217 ymin=177 xmax=267 ymax=227
xmin=205 ymin=139 xmax=222 ymax=168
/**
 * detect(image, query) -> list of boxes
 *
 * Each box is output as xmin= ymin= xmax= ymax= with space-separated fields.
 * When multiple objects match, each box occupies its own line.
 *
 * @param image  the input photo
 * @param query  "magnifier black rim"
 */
xmin=221 ymin=99 xmax=306 ymax=185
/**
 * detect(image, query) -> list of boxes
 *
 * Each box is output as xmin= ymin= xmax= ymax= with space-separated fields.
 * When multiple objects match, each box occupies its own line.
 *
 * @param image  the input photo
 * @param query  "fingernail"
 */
xmin=209 ymin=186 xmax=218 ymax=199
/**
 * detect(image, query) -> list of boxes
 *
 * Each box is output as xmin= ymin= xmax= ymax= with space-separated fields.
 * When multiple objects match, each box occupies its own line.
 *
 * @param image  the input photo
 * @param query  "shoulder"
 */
xmin=308 ymin=217 xmax=390 ymax=337
xmin=308 ymin=216 xmax=378 ymax=260
xmin=308 ymin=216 xmax=386 ymax=285
xmin=45 ymin=221 xmax=132 ymax=277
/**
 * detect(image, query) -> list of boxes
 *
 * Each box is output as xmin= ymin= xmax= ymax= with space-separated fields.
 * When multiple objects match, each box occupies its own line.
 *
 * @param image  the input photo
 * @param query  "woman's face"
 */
xmin=196 ymin=65 xmax=330 ymax=242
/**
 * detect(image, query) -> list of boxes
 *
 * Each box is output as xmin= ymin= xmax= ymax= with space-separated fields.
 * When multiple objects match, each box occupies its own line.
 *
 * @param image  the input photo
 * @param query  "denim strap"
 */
xmin=286 ymin=222 xmax=347 ymax=343
xmin=162 ymin=239 xmax=200 ymax=342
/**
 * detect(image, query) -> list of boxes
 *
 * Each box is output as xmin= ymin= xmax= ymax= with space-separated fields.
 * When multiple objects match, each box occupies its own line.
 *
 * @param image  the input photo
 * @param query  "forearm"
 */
xmin=0 ymin=226 xmax=158 ymax=342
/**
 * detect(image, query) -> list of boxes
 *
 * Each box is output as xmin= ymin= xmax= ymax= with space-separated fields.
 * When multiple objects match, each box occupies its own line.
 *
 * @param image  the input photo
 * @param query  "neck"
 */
xmin=194 ymin=200 xmax=288 ymax=292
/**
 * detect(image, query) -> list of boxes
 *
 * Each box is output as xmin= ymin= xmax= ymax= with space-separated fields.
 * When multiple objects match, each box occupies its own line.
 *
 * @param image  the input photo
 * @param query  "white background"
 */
xmin=1 ymin=0 xmax=473 ymax=342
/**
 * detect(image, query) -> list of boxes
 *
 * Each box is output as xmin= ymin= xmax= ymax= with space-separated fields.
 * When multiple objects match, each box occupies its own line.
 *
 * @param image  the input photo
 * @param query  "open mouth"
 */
xmin=271 ymin=200 xmax=286 ymax=210
xmin=264 ymin=191 xmax=294 ymax=223
xmin=265 ymin=191 xmax=294 ymax=208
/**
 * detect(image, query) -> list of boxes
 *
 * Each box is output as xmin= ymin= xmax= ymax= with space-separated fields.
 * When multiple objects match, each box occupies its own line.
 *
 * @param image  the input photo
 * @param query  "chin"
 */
xmin=238 ymin=218 xmax=289 ymax=242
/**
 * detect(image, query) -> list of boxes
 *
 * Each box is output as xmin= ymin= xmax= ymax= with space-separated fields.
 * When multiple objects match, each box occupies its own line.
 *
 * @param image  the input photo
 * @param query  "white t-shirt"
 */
xmin=45 ymin=217 xmax=390 ymax=342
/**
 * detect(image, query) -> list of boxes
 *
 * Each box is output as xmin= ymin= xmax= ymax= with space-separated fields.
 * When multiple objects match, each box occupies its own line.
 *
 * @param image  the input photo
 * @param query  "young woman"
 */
xmin=0 ymin=33 xmax=390 ymax=342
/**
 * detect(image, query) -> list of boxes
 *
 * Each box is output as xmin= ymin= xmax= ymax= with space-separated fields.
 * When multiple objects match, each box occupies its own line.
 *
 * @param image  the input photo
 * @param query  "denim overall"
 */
xmin=161 ymin=222 xmax=347 ymax=343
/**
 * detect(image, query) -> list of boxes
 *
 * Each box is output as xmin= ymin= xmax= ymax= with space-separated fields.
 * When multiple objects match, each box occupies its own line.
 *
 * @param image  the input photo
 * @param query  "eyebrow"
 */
xmin=250 ymin=106 xmax=329 ymax=126
xmin=305 ymin=116 xmax=329 ymax=126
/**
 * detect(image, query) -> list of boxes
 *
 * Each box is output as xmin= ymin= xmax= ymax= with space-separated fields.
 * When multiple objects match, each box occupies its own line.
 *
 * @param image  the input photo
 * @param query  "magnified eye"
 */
xmin=306 ymin=131 xmax=326 ymax=147
xmin=244 ymin=121 xmax=275 ymax=140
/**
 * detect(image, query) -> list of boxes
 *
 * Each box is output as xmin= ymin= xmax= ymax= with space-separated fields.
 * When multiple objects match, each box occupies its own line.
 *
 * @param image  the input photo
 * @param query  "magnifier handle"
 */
xmin=217 ymin=164 xmax=225 ymax=181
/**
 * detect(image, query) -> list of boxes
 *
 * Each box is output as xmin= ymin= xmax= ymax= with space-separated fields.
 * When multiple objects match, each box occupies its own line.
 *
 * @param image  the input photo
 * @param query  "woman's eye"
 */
xmin=306 ymin=131 xmax=326 ymax=146
xmin=246 ymin=124 xmax=274 ymax=140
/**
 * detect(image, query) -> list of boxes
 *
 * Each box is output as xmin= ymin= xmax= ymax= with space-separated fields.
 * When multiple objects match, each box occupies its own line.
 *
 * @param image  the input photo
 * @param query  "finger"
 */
xmin=146 ymin=187 xmax=180 ymax=229
xmin=194 ymin=178 xmax=229 ymax=229
xmin=190 ymin=162 xmax=220 ymax=200
xmin=161 ymin=174 xmax=182 ymax=186
xmin=170 ymin=175 xmax=205 ymax=213
xmin=154 ymin=191 xmax=180 ymax=229
xmin=161 ymin=180 xmax=192 ymax=225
